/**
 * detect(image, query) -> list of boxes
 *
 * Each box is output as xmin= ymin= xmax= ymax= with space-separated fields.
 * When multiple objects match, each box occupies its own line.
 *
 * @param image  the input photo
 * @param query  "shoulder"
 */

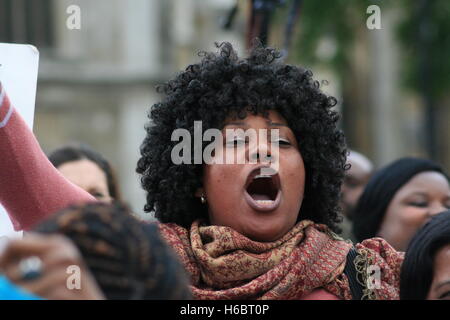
xmin=353 ymin=237 xmax=404 ymax=300
xmin=300 ymin=288 xmax=341 ymax=300
xmin=356 ymin=237 xmax=404 ymax=268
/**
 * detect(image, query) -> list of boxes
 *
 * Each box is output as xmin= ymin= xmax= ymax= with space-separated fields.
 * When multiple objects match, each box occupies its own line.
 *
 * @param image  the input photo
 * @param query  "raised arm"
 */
xmin=0 ymin=83 xmax=97 ymax=231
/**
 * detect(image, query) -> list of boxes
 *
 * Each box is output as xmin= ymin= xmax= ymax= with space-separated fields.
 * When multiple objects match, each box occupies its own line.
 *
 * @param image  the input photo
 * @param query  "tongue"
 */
xmin=250 ymin=194 xmax=272 ymax=201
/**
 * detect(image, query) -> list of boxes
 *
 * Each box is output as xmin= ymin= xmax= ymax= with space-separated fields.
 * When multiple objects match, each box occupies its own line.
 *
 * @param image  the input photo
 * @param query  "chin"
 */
xmin=238 ymin=217 xmax=294 ymax=242
xmin=244 ymin=228 xmax=285 ymax=243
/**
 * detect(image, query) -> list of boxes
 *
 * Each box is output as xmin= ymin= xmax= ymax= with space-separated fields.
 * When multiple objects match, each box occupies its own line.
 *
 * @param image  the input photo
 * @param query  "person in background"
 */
xmin=352 ymin=157 xmax=450 ymax=251
xmin=48 ymin=144 xmax=122 ymax=203
xmin=400 ymin=209 xmax=450 ymax=300
xmin=0 ymin=202 xmax=192 ymax=300
xmin=339 ymin=150 xmax=373 ymax=240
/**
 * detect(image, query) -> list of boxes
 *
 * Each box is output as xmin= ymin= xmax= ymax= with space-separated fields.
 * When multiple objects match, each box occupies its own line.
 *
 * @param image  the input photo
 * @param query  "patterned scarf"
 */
xmin=158 ymin=219 xmax=401 ymax=299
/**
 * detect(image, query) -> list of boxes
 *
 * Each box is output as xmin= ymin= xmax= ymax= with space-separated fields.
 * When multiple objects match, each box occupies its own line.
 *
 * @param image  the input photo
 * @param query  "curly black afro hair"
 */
xmin=137 ymin=42 xmax=347 ymax=232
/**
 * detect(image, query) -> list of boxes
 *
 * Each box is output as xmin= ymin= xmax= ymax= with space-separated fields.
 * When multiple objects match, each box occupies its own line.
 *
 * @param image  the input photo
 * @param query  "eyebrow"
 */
xmin=406 ymin=191 xmax=450 ymax=199
xmin=436 ymin=280 xmax=450 ymax=290
xmin=224 ymin=121 xmax=289 ymax=128
xmin=270 ymin=122 xmax=289 ymax=127
xmin=405 ymin=192 xmax=428 ymax=197
xmin=224 ymin=122 xmax=248 ymax=127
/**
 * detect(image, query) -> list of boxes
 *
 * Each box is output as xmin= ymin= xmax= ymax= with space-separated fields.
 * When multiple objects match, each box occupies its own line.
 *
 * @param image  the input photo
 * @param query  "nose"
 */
xmin=428 ymin=202 xmax=448 ymax=218
xmin=248 ymin=138 xmax=274 ymax=164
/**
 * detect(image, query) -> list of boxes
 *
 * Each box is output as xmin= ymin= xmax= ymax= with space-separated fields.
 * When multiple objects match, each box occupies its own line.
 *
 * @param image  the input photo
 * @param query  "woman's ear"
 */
xmin=195 ymin=188 xmax=204 ymax=198
xmin=195 ymin=188 xmax=206 ymax=204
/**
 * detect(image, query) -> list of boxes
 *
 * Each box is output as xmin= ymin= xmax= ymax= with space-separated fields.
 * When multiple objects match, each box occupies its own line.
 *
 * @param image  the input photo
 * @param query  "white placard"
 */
xmin=0 ymin=43 xmax=40 ymax=241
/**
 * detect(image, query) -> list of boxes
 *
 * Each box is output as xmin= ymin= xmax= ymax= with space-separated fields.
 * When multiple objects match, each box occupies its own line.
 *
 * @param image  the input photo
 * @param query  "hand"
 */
xmin=0 ymin=233 xmax=105 ymax=300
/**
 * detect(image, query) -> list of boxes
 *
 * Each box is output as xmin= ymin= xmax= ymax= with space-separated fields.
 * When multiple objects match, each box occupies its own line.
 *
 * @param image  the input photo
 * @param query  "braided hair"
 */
xmin=33 ymin=202 xmax=192 ymax=300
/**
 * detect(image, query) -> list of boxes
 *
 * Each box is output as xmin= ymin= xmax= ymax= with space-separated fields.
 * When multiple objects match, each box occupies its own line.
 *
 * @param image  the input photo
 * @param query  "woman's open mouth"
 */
xmin=244 ymin=167 xmax=281 ymax=212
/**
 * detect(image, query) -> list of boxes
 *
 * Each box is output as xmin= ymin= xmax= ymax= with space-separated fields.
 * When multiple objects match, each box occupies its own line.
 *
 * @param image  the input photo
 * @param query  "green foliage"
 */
xmin=396 ymin=0 xmax=450 ymax=99
xmin=289 ymin=0 xmax=374 ymax=73
xmin=275 ymin=0 xmax=449 ymax=98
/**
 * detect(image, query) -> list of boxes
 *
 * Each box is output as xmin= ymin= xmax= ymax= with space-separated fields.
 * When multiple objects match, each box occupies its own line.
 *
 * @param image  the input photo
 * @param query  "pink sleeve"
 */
xmin=0 ymin=83 xmax=97 ymax=231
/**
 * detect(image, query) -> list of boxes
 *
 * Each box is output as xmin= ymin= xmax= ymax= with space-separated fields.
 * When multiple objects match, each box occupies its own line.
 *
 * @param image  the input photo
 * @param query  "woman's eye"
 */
xmin=408 ymin=202 xmax=428 ymax=208
xmin=438 ymin=291 xmax=450 ymax=300
xmin=344 ymin=177 xmax=361 ymax=189
xmin=92 ymin=192 xmax=105 ymax=198
xmin=273 ymin=139 xmax=291 ymax=147
xmin=226 ymin=139 xmax=245 ymax=147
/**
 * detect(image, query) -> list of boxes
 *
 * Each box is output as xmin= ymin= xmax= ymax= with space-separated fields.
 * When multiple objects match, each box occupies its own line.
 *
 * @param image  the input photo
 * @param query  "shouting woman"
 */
xmin=0 ymin=42 xmax=403 ymax=300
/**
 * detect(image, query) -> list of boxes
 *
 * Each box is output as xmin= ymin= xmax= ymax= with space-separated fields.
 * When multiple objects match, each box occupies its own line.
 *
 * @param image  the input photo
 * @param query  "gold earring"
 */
xmin=201 ymin=194 xmax=206 ymax=204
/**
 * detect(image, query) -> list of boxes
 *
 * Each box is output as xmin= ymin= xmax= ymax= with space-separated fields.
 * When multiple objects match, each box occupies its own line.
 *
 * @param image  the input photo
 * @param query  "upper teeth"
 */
xmin=254 ymin=175 xmax=272 ymax=179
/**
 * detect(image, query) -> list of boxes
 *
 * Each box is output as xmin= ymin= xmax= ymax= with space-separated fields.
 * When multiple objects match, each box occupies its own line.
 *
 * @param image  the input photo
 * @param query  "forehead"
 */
xmin=347 ymin=153 xmax=373 ymax=176
xmin=57 ymin=159 xmax=108 ymax=188
xmin=397 ymin=171 xmax=450 ymax=195
xmin=346 ymin=161 xmax=371 ymax=179
xmin=223 ymin=110 xmax=288 ymax=127
xmin=433 ymin=244 xmax=450 ymax=282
